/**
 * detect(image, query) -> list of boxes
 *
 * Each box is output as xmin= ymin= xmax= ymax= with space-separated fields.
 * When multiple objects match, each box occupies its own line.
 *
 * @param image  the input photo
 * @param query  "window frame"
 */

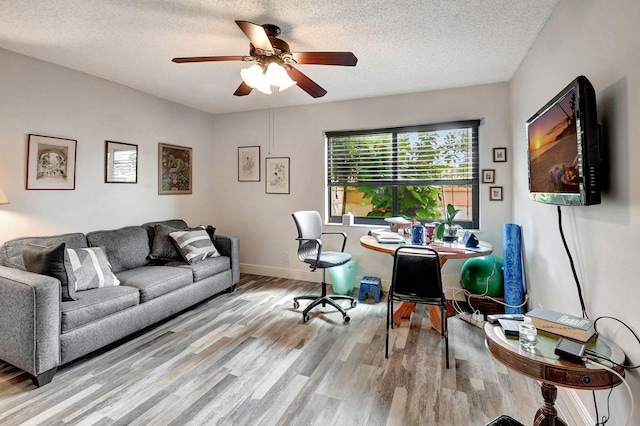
xmin=326 ymin=120 xmax=480 ymax=228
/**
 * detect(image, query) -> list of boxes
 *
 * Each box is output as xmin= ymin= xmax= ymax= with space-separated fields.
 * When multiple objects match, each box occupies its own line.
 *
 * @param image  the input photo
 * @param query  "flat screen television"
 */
xmin=526 ymin=75 xmax=601 ymax=206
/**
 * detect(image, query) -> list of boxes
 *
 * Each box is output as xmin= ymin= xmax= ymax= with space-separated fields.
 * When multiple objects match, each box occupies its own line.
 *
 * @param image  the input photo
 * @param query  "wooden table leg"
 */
xmin=534 ymin=383 xmax=567 ymax=426
xmin=393 ymin=302 xmax=415 ymax=326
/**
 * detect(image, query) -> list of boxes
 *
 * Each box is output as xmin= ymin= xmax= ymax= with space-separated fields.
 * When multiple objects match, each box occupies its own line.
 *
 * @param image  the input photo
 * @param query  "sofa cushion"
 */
xmin=116 ymin=266 xmax=193 ymax=303
xmin=22 ymin=242 xmax=77 ymax=301
xmin=142 ymin=219 xmax=188 ymax=244
xmin=149 ymin=223 xmax=183 ymax=261
xmin=170 ymin=227 xmax=220 ymax=264
xmin=61 ymin=285 xmax=140 ymax=333
xmin=67 ymin=247 xmax=121 ymax=291
xmin=168 ymin=256 xmax=231 ymax=282
xmin=0 ymin=232 xmax=88 ymax=270
xmin=86 ymin=226 xmax=150 ymax=273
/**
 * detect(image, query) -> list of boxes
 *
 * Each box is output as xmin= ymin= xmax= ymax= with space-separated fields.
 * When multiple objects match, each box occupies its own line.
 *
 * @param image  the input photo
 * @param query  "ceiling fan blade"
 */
xmin=172 ymin=56 xmax=245 ymax=63
xmin=235 ymin=20 xmax=273 ymax=52
xmin=234 ymin=81 xmax=253 ymax=96
xmin=291 ymin=52 xmax=358 ymax=66
xmin=286 ymin=67 xmax=327 ymax=98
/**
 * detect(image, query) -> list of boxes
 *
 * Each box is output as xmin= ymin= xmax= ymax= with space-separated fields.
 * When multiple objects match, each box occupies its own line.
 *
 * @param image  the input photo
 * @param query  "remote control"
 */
xmin=487 ymin=313 xmax=525 ymax=324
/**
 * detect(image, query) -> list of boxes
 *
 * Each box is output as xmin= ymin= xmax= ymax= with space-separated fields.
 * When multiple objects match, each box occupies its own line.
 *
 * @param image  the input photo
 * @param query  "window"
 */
xmin=326 ymin=120 xmax=480 ymax=227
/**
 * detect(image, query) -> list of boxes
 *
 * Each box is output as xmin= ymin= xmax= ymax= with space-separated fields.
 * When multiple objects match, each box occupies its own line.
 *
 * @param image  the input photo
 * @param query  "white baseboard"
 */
xmin=239 ymin=263 xmax=392 ymax=288
xmin=558 ymin=387 xmax=593 ymax=426
xmin=240 ymin=263 xmax=318 ymax=282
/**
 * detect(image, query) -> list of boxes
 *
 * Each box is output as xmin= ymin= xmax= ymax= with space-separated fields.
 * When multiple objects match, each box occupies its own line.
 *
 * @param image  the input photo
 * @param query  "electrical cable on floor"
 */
xmin=586 ymin=359 xmax=634 ymax=426
xmin=450 ymin=252 xmax=528 ymax=320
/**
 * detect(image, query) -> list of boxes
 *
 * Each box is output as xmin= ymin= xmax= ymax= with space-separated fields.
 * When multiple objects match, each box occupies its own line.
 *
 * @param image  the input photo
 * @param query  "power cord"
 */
xmin=557 ymin=205 xmax=589 ymax=318
xmin=451 ymin=252 xmax=528 ymax=319
xmin=585 ymin=359 xmax=634 ymax=426
xmin=583 ymin=315 xmax=639 ymax=425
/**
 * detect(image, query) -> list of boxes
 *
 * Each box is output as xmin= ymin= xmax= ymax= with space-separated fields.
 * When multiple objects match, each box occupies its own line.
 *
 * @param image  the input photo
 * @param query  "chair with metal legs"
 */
xmin=292 ymin=210 xmax=357 ymax=323
xmin=385 ymin=245 xmax=450 ymax=368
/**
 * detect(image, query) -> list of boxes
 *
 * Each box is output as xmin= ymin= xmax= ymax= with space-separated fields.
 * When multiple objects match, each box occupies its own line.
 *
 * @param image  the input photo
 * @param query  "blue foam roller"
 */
xmin=503 ymin=223 xmax=525 ymax=314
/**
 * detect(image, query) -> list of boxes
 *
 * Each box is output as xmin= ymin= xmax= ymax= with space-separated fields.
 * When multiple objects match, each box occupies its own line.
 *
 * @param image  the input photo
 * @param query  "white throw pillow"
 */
xmin=66 ymin=247 xmax=120 ymax=291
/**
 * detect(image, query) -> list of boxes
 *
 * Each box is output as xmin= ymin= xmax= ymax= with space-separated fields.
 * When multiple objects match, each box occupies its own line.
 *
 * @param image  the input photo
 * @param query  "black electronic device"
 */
xmin=554 ymin=337 xmax=586 ymax=364
xmin=498 ymin=319 xmax=522 ymax=337
xmin=462 ymin=231 xmax=479 ymax=248
xmin=526 ymin=75 xmax=602 ymax=206
xmin=487 ymin=313 xmax=525 ymax=324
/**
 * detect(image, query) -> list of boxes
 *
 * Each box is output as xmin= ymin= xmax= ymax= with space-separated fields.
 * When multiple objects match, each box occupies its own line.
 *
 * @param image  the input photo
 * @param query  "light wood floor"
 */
xmin=0 ymin=275 xmax=573 ymax=425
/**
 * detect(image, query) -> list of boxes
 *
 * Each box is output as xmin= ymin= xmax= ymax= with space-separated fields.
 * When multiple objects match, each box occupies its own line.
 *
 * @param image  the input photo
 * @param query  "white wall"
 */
xmin=0 ymin=49 xmax=218 ymax=242
xmin=511 ymin=0 xmax=640 ymax=424
xmin=212 ymin=83 xmax=513 ymax=291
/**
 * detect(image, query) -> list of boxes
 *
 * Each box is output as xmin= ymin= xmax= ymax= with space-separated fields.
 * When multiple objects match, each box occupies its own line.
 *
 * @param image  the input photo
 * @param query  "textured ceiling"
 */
xmin=0 ymin=0 xmax=559 ymax=115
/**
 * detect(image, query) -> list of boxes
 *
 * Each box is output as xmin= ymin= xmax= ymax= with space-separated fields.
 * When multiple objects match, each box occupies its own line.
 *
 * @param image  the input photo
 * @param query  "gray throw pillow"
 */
xmin=23 ymin=242 xmax=77 ymax=301
xmin=169 ymin=226 xmax=220 ymax=264
xmin=66 ymin=247 xmax=120 ymax=291
xmin=150 ymin=223 xmax=183 ymax=261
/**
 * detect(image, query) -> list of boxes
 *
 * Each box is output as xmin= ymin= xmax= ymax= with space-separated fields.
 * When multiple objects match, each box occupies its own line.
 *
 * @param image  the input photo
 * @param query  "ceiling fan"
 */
xmin=172 ymin=20 xmax=358 ymax=98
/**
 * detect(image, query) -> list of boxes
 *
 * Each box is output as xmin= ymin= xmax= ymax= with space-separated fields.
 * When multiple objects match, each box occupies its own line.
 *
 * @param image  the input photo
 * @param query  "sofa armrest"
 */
xmin=215 ymin=235 xmax=240 ymax=285
xmin=0 ymin=265 xmax=61 ymax=381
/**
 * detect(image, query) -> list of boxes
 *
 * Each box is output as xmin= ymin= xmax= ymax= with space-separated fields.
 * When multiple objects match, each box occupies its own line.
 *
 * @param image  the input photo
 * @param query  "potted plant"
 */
xmin=436 ymin=203 xmax=461 ymax=242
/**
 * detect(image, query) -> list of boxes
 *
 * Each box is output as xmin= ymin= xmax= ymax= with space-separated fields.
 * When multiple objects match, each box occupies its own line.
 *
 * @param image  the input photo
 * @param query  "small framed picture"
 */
xmin=158 ymin=143 xmax=192 ymax=194
xmin=238 ymin=146 xmax=260 ymax=182
xmin=493 ymin=147 xmax=507 ymax=163
xmin=490 ymin=186 xmax=503 ymax=201
xmin=265 ymin=157 xmax=290 ymax=194
xmin=482 ymin=169 xmax=495 ymax=184
xmin=26 ymin=134 xmax=77 ymax=190
xmin=105 ymin=141 xmax=138 ymax=183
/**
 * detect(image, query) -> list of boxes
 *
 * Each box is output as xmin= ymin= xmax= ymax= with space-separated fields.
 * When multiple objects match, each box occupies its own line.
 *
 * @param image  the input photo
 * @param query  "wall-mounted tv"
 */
xmin=526 ymin=75 xmax=601 ymax=206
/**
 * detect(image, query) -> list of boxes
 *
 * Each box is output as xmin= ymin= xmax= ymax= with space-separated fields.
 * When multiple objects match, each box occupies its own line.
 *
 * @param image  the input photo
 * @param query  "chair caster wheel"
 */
xmin=351 ymin=300 xmax=357 ymax=308
xmin=303 ymin=314 xmax=310 ymax=322
xmin=344 ymin=315 xmax=350 ymax=323
xmin=293 ymin=301 xmax=300 ymax=309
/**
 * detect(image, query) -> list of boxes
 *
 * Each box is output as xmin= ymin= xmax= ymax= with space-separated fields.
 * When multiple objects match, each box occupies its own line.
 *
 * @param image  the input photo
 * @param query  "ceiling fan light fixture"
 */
xmin=240 ymin=64 xmax=269 ymax=93
xmin=266 ymin=62 xmax=297 ymax=91
xmin=240 ymin=62 xmax=296 ymax=94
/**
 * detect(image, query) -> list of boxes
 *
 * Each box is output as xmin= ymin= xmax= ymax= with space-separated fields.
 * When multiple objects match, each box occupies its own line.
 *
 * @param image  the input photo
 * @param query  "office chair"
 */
xmin=385 ymin=246 xmax=450 ymax=368
xmin=292 ymin=210 xmax=357 ymax=323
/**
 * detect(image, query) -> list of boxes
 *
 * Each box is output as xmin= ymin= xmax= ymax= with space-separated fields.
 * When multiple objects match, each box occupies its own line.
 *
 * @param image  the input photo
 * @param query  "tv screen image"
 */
xmin=526 ymin=76 xmax=601 ymax=206
xmin=528 ymin=87 xmax=579 ymax=194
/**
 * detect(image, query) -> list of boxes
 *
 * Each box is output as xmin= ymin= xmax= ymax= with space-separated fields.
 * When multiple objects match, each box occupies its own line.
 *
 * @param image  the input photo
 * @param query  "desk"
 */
xmin=359 ymin=234 xmax=492 ymax=264
xmin=485 ymin=322 xmax=625 ymax=426
xmin=360 ymin=235 xmax=492 ymax=329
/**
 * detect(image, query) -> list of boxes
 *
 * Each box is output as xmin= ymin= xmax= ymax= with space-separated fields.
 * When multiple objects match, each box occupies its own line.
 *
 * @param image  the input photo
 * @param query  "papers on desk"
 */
xmin=430 ymin=241 xmax=492 ymax=254
xmin=374 ymin=232 xmax=406 ymax=244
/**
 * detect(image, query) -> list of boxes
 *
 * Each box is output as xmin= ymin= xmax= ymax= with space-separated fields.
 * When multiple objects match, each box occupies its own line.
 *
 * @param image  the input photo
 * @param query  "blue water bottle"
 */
xmin=411 ymin=224 xmax=424 ymax=245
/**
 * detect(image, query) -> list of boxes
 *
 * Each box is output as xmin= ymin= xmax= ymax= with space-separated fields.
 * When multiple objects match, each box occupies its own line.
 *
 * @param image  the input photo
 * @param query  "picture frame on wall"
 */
xmin=490 ymin=186 xmax=503 ymax=201
xmin=482 ymin=169 xmax=495 ymax=184
xmin=105 ymin=141 xmax=138 ymax=184
xmin=493 ymin=147 xmax=507 ymax=162
xmin=265 ymin=157 xmax=290 ymax=194
xmin=26 ymin=134 xmax=77 ymax=190
xmin=238 ymin=146 xmax=260 ymax=182
xmin=158 ymin=143 xmax=192 ymax=194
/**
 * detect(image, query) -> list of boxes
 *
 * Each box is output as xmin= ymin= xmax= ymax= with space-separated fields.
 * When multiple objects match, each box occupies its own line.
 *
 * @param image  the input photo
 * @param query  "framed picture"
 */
xmin=105 ymin=141 xmax=138 ymax=183
xmin=158 ymin=143 xmax=192 ymax=194
xmin=490 ymin=186 xmax=503 ymax=201
xmin=482 ymin=169 xmax=495 ymax=184
xmin=265 ymin=157 xmax=290 ymax=194
xmin=493 ymin=147 xmax=507 ymax=162
xmin=26 ymin=134 xmax=77 ymax=190
xmin=238 ymin=146 xmax=260 ymax=182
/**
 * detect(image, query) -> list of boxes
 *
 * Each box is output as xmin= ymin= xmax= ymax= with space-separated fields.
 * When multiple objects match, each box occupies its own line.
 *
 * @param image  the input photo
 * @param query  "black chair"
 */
xmin=292 ymin=210 xmax=357 ymax=323
xmin=385 ymin=246 xmax=450 ymax=368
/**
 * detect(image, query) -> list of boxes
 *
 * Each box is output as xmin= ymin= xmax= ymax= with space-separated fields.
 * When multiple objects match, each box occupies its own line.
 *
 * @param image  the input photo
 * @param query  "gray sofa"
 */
xmin=0 ymin=219 xmax=239 ymax=387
